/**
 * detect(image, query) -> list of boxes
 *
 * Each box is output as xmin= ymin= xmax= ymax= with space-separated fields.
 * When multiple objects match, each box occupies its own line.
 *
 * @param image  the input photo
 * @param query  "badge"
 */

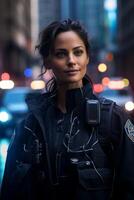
xmin=125 ymin=119 xmax=134 ymax=142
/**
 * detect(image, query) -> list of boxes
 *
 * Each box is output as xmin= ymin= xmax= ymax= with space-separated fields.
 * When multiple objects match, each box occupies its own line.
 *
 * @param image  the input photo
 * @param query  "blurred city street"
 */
xmin=0 ymin=0 xmax=134 ymax=189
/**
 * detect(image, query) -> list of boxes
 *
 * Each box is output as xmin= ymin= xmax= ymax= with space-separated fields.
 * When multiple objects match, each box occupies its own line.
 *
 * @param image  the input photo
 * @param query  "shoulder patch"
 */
xmin=125 ymin=119 xmax=134 ymax=142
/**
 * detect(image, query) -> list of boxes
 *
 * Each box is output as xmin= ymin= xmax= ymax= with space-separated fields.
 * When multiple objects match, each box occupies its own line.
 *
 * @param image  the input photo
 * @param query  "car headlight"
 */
xmin=0 ymin=110 xmax=12 ymax=122
xmin=125 ymin=101 xmax=134 ymax=111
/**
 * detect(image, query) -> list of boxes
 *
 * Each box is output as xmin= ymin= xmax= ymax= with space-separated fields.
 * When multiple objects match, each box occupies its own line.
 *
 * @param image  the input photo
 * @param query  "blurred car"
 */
xmin=0 ymin=87 xmax=42 ymax=138
xmin=98 ymin=87 xmax=134 ymax=114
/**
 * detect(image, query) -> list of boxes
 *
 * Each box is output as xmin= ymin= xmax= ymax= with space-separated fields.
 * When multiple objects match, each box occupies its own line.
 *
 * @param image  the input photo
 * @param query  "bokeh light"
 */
xmin=98 ymin=63 xmax=107 ymax=72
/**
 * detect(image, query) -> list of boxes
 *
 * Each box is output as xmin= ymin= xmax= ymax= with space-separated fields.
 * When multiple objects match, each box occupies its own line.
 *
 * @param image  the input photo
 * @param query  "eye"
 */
xmin=74 ymin=49 xmax=84 ymax=56
xmin=55 ymin=51 xmax=67 ymax=59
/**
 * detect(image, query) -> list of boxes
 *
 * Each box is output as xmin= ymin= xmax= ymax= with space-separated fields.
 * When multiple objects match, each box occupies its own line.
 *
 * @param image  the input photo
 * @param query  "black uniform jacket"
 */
xmin=1 ymin=82 xmax=134 ymax=200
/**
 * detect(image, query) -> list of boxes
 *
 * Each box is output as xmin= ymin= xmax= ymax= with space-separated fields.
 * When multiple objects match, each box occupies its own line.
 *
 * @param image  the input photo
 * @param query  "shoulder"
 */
xmin=15 ymin=113 xmax=37 ymax=133
xmin=100 ymin=97 xmax=133 ymax=132
xmin=14 ymin=113 xmax=39 ymax=141
xmin=26 ymin=91 xmax=55 ymax=111
xmin=98 ymin=96 xmax=128 ymax=117
xmin=98 ymin=96 xmax=116 ymax=115
xmin=98 ymin=96 xmax=115 ymax=106
xmin=8 ymin=113 xmax=40 ymax=153
xmin=98 ymin=96 xmax=130 ymax=130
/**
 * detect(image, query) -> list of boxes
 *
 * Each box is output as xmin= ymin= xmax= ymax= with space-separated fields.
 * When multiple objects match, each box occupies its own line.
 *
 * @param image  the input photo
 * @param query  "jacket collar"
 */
xmin=65 ymin=81 xmax=94 ymax=112
xmin=26 ymin=79 xmax=95 ymax=112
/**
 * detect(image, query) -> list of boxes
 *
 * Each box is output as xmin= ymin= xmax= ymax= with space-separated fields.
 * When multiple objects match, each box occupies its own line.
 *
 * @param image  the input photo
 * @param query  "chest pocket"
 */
xmin=76 ymin=140 xmax=114 ymax=191
xmin=66 ymin=129 xmax=114 ymax=191
xmin=77 ymin=164 xmax=113 ymax=190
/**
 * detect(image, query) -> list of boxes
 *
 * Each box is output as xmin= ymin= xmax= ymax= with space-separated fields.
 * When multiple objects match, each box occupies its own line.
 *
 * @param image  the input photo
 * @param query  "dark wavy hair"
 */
xmin=36 ymin=18 xmax=92 ymax=92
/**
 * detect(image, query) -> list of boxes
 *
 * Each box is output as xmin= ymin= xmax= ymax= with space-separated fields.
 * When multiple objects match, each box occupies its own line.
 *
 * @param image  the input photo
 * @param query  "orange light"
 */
xmin=98 ymin=63 xmax=107 ymax=72
xmin=106 ymin=53 xmax=113 ymax=62
xmin=1 ymin=72 xmax=10 ymax=80
xmin=102 ymin=77 xmax=110 ymax=86
xmin=30 ymin=80 xmax=45 ymax=90
xmin=93 ymin=84 xmax=104 ymax=93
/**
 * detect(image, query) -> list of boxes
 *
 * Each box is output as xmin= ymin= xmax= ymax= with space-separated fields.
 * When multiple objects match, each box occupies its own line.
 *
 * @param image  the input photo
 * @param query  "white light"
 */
xmin=104 ymin=0 xmax=117 ymax=11
xmin=0 ymin=111 xmax=11 ymax=122
xmin=108 ymin=80 xmax=124 ymax=89
xmin=125 ymin=101 xmax=134 ymax=111
xmin=0 ymin=80 xmax=15 ymax=89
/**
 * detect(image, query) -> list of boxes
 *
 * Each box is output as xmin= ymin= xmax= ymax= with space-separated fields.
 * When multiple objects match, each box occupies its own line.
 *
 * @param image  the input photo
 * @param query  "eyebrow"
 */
xmin=55 ymin=46 xmax=84 ymax=51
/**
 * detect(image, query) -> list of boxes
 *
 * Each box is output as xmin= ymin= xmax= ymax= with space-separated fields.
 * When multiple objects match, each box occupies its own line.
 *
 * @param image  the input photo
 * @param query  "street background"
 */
xmin=0 ymin=0 xmax=134 ymax=188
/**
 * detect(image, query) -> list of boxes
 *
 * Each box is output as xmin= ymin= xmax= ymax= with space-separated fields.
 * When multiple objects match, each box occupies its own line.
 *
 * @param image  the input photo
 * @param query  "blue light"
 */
xmin=108 ymin=11 xmax=116 ymax=21
xmin=104 ymin=0 xmax=117 ymax=31
xmin=0 ymin=139 xmax=10 ymax=183
xmin=0 ymin=139 xmax=9 ymax=159
xmin=24 ymin=68 xmax=32 ymax=78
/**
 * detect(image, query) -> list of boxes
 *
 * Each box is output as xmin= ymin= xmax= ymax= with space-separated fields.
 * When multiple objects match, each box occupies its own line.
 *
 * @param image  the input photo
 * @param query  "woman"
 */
xmin=1 ymin=19 xmax=134 ymax=200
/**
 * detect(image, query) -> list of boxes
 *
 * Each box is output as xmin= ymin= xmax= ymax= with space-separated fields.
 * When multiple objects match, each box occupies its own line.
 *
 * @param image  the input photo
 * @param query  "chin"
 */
xmin=66 ymin=79 xmax=81 ymax=84
xmin=64 ymin=78 xmax=83 ymax=87
xmin=66 ymin=76 xmax=82 ymax=82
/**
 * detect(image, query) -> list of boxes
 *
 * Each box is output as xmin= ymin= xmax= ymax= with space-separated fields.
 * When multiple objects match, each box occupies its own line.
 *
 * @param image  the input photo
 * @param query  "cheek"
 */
xmin=51 ymin=59 xmax=65 ymax=69
xmin=80 ymin=61 xmax=88 ymax=76
xmin=51 ymin=65 xmax=64 ymax=78
xmin=81 ymin=67 xmax=87 ymax=77
xmin=80 ymin=55 xmax=89 ymax=66
xmin=82 ymin=60 xmax=88 ymax=71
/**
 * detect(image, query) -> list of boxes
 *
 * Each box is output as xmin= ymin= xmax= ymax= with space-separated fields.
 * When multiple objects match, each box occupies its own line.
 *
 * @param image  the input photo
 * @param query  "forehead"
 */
xmin=54 ymin=31 xmax=85 ymax=49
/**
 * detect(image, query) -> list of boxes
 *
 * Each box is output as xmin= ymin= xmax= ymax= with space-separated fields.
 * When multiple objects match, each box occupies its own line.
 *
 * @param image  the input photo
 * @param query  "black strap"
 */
xmin=100 ymin=98 xmax=115 ymax=137
xmin=97 ymin=98 xmax=115 ymax=160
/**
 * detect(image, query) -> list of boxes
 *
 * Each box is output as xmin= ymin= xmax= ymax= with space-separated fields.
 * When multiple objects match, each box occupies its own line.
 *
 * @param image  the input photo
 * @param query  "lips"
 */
xmin=64 ymin=69 xmax=80 ymax=73
xmin=64 ymin=69 xmax=80 ymax=76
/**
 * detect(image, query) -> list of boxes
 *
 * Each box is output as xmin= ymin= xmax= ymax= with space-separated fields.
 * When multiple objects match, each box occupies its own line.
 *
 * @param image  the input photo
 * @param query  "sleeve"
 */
xmin=111 ymin=105 xmax=134 ymax=199
xmin=0 ymin=119 xmax=26 ymax=199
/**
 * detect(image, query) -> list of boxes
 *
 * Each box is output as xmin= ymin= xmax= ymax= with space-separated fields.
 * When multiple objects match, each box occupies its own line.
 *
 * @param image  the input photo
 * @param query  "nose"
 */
xmin=67 ymin=53 xmax=76 ymax=66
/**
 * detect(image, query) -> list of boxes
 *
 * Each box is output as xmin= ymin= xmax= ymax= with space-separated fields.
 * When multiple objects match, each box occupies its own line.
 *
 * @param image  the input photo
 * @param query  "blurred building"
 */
xmin=38 ymin=0 xmax=61 ymax=31
xmin=0 ymin=0 xmax=114 ymax=84
xmin=61 ymin=0 xmax=105 ymax=50
xmin=30 ymin=0 xmax=39 ymax=52
xmin=0 ymin=0 xmax=32 ymax=85
xmin=117 ymin=0 xmax=134 ymax=90
xmin=38 ymin=0 xmax=105 ymax=49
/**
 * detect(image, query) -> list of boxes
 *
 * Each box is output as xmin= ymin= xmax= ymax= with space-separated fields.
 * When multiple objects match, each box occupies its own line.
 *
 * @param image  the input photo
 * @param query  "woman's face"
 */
xmin=47 ymin=31 xmax=89 ymax=89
